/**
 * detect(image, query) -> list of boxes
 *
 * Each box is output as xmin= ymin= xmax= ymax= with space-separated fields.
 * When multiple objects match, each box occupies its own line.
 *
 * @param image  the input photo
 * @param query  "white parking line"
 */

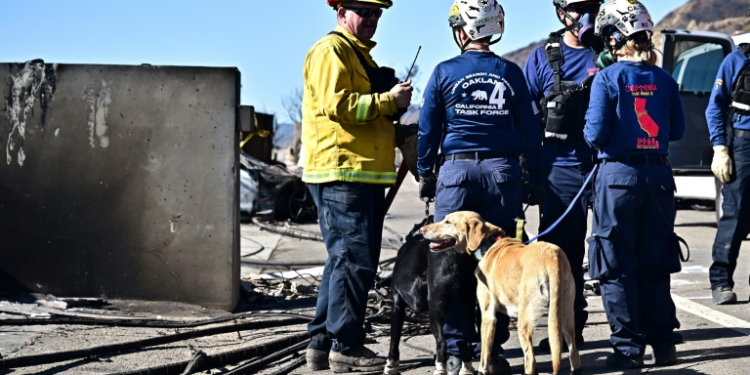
xmin=672 ymin=294 xmax=750 ymax=336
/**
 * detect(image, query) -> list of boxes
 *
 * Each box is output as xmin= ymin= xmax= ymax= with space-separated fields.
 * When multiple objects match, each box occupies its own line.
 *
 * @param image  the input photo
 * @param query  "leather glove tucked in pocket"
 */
xmin=419 ymin=174 xmax=437 ymax=202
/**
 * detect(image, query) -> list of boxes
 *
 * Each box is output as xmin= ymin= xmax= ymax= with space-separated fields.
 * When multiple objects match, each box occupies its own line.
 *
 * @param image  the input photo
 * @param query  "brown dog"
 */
xmin=421 ymin=211 xmax=581 ymax=375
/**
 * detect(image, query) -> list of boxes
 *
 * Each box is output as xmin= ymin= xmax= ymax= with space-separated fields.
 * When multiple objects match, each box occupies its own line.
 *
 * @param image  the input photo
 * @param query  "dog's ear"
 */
xmin=489 ymin=224 xmax=506 ymax=239
xmin=466 ymin=218 xmax=488 ymax=251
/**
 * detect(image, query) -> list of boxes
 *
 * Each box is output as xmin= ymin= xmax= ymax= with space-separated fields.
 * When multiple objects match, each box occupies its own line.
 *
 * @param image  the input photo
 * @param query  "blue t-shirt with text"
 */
xmin=584 ymin=61 xmax=686 ymax=159
xmin=418 ymin=51 xmax=542 ymax=181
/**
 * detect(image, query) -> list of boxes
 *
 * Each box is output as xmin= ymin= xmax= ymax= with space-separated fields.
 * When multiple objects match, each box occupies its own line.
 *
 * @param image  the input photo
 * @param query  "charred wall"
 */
xmin=0 ymin=61 xmax=240 ymax=310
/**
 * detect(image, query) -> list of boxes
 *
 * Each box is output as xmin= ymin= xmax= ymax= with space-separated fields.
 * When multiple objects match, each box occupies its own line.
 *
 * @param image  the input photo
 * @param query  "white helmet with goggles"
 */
xmin=594 ymin=0 xmax=654 ymax=39
xmin=448 ymin=0 xmax=505 ymax=42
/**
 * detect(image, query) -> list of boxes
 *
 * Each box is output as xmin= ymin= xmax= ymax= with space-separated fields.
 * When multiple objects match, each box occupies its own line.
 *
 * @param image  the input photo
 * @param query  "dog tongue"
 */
xmin=429 ymin=239 xmax=452 ymax=249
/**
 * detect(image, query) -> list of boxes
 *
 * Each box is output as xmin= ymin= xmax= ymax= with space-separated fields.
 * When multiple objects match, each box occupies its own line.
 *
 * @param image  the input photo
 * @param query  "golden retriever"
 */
xmin=421 ymin=211 xmax=581 ymax=375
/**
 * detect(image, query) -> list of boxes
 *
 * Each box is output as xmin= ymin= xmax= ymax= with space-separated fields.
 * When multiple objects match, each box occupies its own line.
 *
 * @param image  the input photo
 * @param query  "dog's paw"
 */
xmin=433 ymin=360 xmax=447 ymax=375
xmin=384 ymin=359 xmax=400 ymax=375
xmin=459 ymin=360 xmax=475 ymax=375
xmin=571 ymin=368 xmax=583 ymax=375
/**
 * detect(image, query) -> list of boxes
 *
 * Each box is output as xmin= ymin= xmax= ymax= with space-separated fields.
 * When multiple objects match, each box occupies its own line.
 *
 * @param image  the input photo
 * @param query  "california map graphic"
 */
xmin=634 ymin=97 xmax=659 ymax=137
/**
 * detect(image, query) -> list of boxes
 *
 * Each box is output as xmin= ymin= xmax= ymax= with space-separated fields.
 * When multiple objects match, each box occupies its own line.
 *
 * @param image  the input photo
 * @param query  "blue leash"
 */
xmin=525 ymin=164 xmax=599 ymax=244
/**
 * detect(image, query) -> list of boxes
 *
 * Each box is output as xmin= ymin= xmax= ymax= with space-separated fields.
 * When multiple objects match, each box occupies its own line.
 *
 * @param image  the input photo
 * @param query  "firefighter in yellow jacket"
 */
xmin=302 ymin=0 xmax=412 ymax=372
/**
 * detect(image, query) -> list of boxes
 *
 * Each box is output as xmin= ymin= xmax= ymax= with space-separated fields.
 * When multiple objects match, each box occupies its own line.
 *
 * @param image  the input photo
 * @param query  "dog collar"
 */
xmin=473 ymin=235 xmax=502 ymax=261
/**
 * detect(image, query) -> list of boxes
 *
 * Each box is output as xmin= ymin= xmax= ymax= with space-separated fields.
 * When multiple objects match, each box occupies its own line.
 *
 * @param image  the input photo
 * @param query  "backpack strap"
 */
xmin=544 ymin=30 xmax=566 ymax=93
xmin=740 ymin=43 xmax=750 ymax=58
xmin=730 ymin=44 xmax=750 ymax=116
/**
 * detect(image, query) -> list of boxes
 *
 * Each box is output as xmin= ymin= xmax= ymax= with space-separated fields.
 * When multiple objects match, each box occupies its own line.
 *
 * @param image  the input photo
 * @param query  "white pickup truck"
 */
xmin=662 ymin=29 xmax=750 ymax=223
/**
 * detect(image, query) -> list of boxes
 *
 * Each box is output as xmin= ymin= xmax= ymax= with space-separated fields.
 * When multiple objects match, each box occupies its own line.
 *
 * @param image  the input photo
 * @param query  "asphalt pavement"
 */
xmin=2 ymin=175 xmax=750 ymax=375
xmin=256 ymin=176 xmax=750 ymax=375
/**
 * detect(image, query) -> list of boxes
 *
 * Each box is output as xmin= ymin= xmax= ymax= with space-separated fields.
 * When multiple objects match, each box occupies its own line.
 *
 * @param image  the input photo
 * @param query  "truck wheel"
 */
xmin=288 ymin=185 xmax=317 ymax=223
xmin=715 ymin=178 xmax=724 ymax=225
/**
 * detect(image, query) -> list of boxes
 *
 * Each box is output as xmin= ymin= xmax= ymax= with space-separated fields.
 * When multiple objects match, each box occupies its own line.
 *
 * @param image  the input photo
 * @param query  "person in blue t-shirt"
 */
xmin=583 ymin=0 xmax=686 ymax=370
xmin=417 ymin=1 xmax=541 ymax=374
xmin=522 ymin=0 xmax=602 ymax=351
xmin=706 ymin=6 xmax=750 ymax=306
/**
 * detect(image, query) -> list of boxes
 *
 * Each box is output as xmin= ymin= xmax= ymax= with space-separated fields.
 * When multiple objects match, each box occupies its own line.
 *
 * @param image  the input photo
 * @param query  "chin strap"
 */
xmin=556 ymin=6 xmax=579 ymax=35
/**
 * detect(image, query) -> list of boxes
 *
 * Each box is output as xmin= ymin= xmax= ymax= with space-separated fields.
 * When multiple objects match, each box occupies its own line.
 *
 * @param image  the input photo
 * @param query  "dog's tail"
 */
xmin=546 ymin=253 xmax=565 ymax=375
xmin=547 ymin=249 xmax=581 ymax=374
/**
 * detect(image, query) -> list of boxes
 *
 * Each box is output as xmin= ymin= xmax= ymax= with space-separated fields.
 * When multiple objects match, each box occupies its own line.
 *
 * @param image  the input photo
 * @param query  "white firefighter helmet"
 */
xmin=448 ymin=0 xmax=505 ymax=41
xmin=594 ymin=0 xmax=654 ymax=38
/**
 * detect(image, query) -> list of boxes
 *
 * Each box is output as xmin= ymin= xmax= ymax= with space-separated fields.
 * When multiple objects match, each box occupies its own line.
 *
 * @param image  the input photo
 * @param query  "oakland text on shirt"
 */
xmin=451 ymin=72 xmax=516 ymax=117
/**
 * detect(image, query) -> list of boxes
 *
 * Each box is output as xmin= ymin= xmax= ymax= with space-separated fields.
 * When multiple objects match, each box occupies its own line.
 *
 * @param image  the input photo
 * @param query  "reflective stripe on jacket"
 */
xmin=301 ymin=26 xmax=398 ymax=185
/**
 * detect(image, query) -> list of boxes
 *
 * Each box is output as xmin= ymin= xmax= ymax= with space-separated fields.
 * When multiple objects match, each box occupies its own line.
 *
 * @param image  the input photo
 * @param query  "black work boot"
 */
xmin=712 ymin=286 xmax=737 ymax=304
xmin=306 ymin=334 xmax=331 ymax=371
xmin=653 ymin=345 xmax=678 ymax=366
xmin=606 ymin=352 xmax=644 ymax=370
xmin=329 ymin=346 xmax=386 ymax=373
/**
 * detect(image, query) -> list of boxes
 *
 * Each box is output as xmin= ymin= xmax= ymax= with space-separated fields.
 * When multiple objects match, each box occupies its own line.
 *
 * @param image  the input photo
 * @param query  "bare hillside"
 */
xmin=653 ymin=0 xmax=750 ymax=48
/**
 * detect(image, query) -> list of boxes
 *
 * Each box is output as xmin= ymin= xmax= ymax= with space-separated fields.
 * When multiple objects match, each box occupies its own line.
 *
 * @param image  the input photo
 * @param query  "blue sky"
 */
xmin=0 ymin=0 xmax=689 ymax=123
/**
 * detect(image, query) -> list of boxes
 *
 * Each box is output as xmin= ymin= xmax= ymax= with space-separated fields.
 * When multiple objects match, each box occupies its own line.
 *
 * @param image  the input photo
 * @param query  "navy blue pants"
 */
xmin=588 ymin=160 xmax=681 ymax=358
xmin=307 ymin=182 xmax=385 ymax=354
xmin=435 ymin=157 xmax=523 ymax=358
xmin=710 ymin=133 xmax=750 ymax=290
xmin=539 ymin=164 xmax=594 ymax=335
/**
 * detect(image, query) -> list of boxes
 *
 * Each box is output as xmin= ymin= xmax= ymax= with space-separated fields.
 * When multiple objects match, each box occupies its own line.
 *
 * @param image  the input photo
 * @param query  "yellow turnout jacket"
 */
xmin=301 ymin=26 xmax=398 ymax=185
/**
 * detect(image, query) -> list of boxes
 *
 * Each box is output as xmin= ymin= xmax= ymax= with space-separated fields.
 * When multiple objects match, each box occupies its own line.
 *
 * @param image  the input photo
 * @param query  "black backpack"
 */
xmin=730 ymin=44 xmax=750 ymax=116
xmin=540 ymin=31 xmax=595 ymax=144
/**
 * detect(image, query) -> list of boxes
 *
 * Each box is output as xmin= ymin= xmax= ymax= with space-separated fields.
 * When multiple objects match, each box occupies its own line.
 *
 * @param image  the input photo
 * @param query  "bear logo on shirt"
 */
xmin=471 ymin=90 xmax=488 ymax=101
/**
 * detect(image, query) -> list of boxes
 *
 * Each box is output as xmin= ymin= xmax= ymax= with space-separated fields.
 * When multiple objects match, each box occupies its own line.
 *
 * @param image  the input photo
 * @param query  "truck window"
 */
xmin=670 ymin=41 xmax=725 ymax=94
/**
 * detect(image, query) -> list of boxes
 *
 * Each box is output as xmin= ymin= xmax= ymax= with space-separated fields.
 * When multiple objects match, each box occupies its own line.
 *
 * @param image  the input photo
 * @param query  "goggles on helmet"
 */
xmin=565 ymin=3 xmax=599 ymax=15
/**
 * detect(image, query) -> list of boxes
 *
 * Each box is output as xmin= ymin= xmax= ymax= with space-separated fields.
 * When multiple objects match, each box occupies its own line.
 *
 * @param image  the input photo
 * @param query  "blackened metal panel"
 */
xmin=0 ymin=61 xmax=240 ymax=310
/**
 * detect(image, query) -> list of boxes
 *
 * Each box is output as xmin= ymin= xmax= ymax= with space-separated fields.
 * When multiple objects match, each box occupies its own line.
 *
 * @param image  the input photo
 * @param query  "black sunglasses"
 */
xmin=342 ymin=6 xmax=383 ymax=19
xmin=565 ymin=3 xmax=600 ymax=14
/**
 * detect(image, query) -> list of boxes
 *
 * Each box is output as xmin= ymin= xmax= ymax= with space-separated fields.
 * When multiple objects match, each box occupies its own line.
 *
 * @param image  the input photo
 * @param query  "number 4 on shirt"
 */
xmin=490 ymin=82 xmax=506 ymax=109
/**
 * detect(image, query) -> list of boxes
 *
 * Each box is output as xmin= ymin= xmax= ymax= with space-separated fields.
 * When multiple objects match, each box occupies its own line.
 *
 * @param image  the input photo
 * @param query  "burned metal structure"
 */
xmin=0 ymin=60 xmax=241 ymax=310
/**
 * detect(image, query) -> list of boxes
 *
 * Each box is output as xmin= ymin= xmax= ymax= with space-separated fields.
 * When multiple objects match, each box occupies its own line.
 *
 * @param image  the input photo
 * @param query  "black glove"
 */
xmin=419 ymin=173 xmax=437 ymax=202
xmin=523 ymin=182 xmax=546 ymax=206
